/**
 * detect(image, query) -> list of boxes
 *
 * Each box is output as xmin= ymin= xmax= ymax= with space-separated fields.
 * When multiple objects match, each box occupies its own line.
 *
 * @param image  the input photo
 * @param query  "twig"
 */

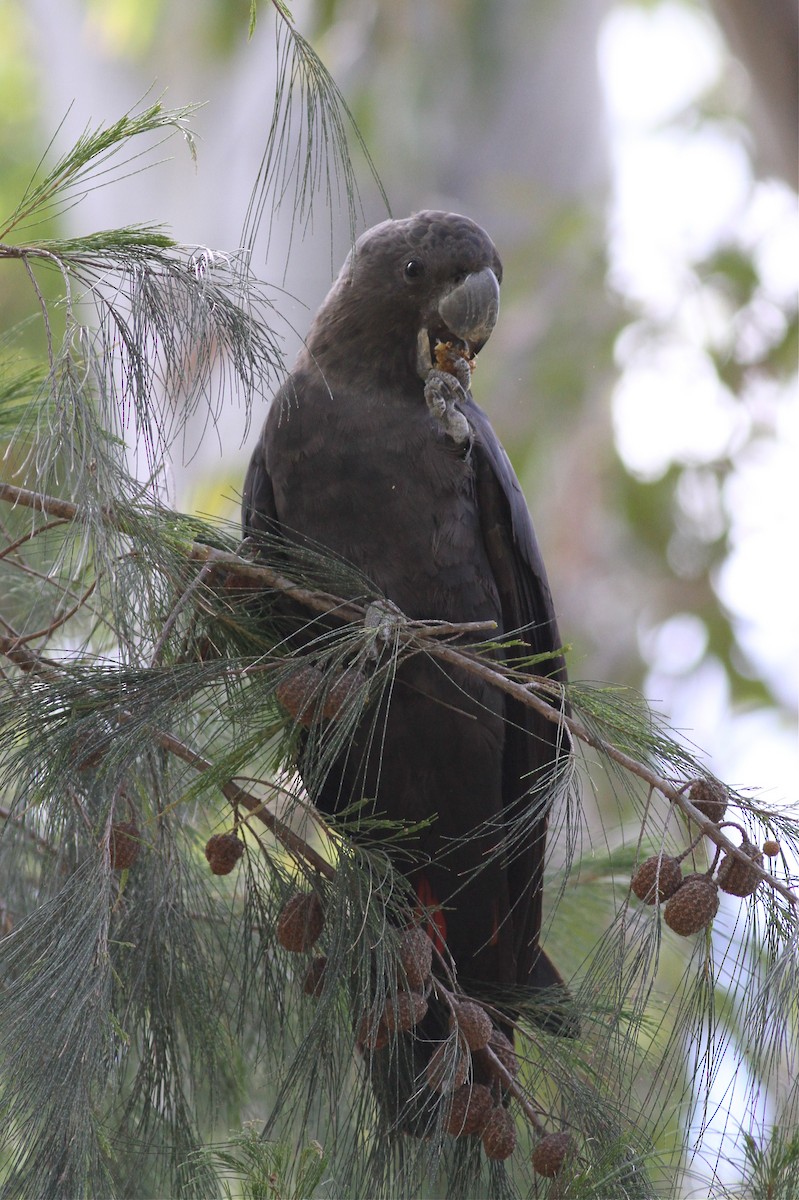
xmin=0 ymin=516 xmax=70 ymax=562
xmin=0 ymin=632 xmax=62 ymax=675
xmin=424 ymin=641 xmax=799 ymax=909
xmin=7 ymin=576 xmax=97 ymax=647
xmin=476 ymin=1044 xmax=548 ymax=1136
xmin=157 ymin=733 xmax=336 ymax=882
xmin=151 ymin=560 xmax=216 ymax=666
xmin=0 ymin=480 xmax=90 ymax=522
xmin=430 ymin=973 xmax=549 ymax=1136
xmin=0 ymin=805 xmax=56 ymax=854
xmin=21 ymin=252 xmax=55 ymax=368
xmin=407 ymin=618 xmax=498 ymax=639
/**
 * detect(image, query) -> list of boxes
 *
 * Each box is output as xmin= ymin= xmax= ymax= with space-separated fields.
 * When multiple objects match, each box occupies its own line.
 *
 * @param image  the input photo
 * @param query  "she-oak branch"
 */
xmin=0 ymin=477 xmax=796 ymax=910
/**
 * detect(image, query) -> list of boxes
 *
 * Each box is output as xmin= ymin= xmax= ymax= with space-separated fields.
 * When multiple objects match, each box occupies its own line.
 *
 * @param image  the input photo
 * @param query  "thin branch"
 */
xmin=0 ymin=480 xmax=86 ymax=522
xmin=0 ymin=244 xmax=74 ymax=310
xmin=21 ymin=253 xmax=55 ymax=368
xmin=8 ymin=576 xmax=97 ymax=647
xmin=0 ymin=554 xmax=105 ymax=633
xmin=429 ymin=974 xmax=549 ymax=1137
xmin=0 ymin=516 xmax=70 ymax=562
xmin=155 ymin=730 xmax=336 ymax=882
xmin=0 ymin=631 xmax=61 ymax=675
xmin=0 ymin=628 xmax=335 ymax=882
xmin=476 ymin=1044 xmax=548 ymax=1136
xmin=0 ymin=805 xmax=56 ymax=854
xmin=151 ymin=560 xmax=216 ymax=666
xmin=0 ymin=556 xmax=335 ymax=880
xmin=405 ymin=618 xmax=498 ymax=639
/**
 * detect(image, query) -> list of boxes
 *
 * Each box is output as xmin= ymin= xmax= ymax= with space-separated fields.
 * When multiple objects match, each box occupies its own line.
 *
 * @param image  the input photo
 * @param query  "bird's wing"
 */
xmin=465 ymin=398 xmax=570 ymax=994
xmin=242 ymin=423 xmax=278 ymax=540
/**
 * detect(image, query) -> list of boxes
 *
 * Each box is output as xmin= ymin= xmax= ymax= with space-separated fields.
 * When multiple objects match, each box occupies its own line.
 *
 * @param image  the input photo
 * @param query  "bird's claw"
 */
xmin=364 ymin=599 xmax=405 ymax=661
xmin=424 ymin=369 xmax=472 ymax=448
xmin=448 ymin=355 xmax=473 ymax=393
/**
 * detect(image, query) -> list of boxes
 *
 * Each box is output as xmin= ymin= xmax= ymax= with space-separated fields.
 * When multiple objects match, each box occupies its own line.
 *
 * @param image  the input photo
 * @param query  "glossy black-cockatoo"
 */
xmin=242 ymin=211 xmax=573 ymax=1128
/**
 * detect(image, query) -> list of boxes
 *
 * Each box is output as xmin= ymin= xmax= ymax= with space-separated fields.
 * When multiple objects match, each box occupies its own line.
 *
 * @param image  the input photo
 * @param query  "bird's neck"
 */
xmin=303 ymin=305 xmax=422 ymax=394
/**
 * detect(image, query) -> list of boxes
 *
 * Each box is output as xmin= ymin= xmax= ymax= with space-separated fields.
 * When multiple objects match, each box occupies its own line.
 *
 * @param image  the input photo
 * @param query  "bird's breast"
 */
xmin=266 ymin=381 xmax=501 ymax=623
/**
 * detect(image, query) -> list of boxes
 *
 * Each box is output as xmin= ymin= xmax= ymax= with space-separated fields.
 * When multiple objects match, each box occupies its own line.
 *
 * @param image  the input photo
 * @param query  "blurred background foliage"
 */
xmin=0 ymin=0 xmax=796 ymax=1193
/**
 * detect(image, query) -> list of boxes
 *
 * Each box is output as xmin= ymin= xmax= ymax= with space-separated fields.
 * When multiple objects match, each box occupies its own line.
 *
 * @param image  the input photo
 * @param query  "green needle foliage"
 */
xmin=243 ymin=0 xmax=389 ymax=264
xmin=0 ymin=64 xmax=797 ymax=1200
xmin=0 ymin=100 xmax=198 ymax=241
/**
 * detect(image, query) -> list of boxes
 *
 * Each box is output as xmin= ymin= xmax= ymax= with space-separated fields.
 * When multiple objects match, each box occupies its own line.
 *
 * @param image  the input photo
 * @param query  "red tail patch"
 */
xmin=414 ymin=876 xmax=447 ymax=953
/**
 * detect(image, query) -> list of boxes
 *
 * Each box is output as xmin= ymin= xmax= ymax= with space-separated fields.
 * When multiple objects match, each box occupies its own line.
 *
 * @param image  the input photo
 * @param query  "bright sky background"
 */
xmin=599 ymin=1 xmax=798 ymax=821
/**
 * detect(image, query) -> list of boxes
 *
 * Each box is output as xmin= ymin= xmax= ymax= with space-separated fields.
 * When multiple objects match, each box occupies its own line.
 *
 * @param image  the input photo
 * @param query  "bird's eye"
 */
xmin=404 ymin=259 xmax=425 ymax=280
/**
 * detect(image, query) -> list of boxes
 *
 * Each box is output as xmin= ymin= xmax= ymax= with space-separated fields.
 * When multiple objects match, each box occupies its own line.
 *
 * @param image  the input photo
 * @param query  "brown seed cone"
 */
xmin=487 ymin=1029 xmax=519 ymax=1079
xmin=688 ymin=778 xmax=728 ymax=823
xmin=275 ymin=665 xmax=325 ymax=726
xmin=425 ymin=1042 xmax=469 ymax=1093
xmin=356 ymin=1008 xmax=389 ymax=1051
xmin=481 ymin=1106 xmax=517 ymax=1161
xmin=204 ymin=832 xmax=245 ymax=876
xmin=449 ymin=1000 xmax=493 ymax=1051
xmin=72 ymin=731 xmax=104 ymax=771
xmin=319 ymin=668 xmax=367 ymax=720
xmin=631 ymin=854 xmax=683 ymax=904
xmin=110 ymin=822 xmax=140 ymax=870
xmin=276 ymin=891 xmax=325 ymax=952
xmin=716 ymin=838 xmax=763 ymax=897
xmin=302 ymin=956 xmax=328 ymax=998
xmin=398 ymin=927 xmax=433 ymax=991
xmin=444 ymin=1083 xmax=493 ymax=1137
xmin=663 ymin=873 xmax=719 ymax=936
xmin=383 ymin=990 xmax=428 ymax=1034
xmin=532 ymin=1132 xmax=575 ymax=1178
xmin=762 ymin=839 xmax=780 ymax=858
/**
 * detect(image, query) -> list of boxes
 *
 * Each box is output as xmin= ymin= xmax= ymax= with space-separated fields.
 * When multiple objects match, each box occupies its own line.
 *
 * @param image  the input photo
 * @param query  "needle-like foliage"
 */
xmin=242 ymin=2 xmax=390 ymax=265
xmin=1 ymin=85 xmax=797 ymax=1200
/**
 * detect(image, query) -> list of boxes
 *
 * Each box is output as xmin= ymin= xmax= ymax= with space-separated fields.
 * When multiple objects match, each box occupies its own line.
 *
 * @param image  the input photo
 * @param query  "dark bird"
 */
xmin=242 ymin=211 xmax=573 ymax=1127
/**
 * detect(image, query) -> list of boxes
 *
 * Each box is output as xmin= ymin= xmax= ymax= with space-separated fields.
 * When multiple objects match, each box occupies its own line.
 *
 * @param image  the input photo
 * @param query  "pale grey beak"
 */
xmin=437 ymin=266 xmax=500 ymax=352
xmin=416 ymin=267 xmax=501 ymax=378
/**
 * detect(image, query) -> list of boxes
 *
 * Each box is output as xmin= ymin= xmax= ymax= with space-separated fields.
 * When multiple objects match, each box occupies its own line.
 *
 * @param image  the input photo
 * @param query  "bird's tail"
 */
xmin=525 ymin=945 xmax=581 ymax=1038
xmin=358 ymin=946 xmax=578 ymax=1137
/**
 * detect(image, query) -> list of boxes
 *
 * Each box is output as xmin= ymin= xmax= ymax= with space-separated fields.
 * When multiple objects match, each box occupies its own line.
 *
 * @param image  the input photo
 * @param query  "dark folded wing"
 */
xmin=242 ymin=429 xmax=278 ymax=539
xmin=465 ymin=398 xmax=570 ymax=988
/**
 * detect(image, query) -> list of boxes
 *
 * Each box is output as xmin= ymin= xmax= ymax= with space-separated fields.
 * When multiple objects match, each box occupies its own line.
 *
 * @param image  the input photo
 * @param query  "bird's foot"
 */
xmin=363 ymin=599 xmax=405 ymax=660
xmin=424 ymin=368 xmax=472 ymax=448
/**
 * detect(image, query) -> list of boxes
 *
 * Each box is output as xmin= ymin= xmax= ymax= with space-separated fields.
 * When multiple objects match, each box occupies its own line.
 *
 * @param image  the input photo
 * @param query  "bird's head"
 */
xmin=305 ymin=211 xmax=503 ymax=387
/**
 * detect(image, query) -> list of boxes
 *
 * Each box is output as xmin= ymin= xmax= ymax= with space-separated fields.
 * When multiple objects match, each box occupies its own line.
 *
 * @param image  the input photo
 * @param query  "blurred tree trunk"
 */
xmin=709 ymin=0 xmax=798 ymax=184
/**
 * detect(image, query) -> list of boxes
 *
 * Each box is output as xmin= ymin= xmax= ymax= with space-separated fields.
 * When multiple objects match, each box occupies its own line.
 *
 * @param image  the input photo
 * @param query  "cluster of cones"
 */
xmin=275 ymin=663 xmax=366 ymax=727
xmin=630 ymin=779 xmax=779 ymax=935
xmin=274 ymin=892 xmax=576 ymax=1175
xmin=104 ymin=823 xmax=582 ymax=1173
